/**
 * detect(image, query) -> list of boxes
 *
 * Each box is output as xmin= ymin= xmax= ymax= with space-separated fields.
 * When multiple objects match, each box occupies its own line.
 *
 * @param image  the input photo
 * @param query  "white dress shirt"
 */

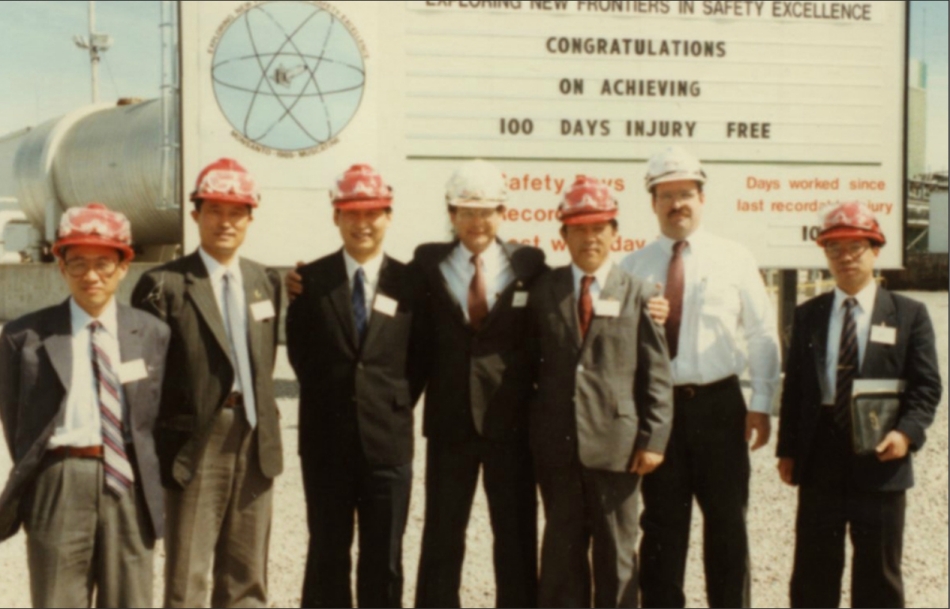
xmin=198 ymin=248 xmax=254 ymax=412
xmin=621 ymin=229 xmax=781 ymax=414
xmin=571 ymin=260 xmax=614 ymax=303
xmin=822 ymin=282 xmax=877 ymax=405
xmin=440 ymin=240 xmax=515 ymax=321
xmin=343 ymin=249 xmax=385 ymax=322
xmin=48 ymin=298 xmax=126 ymax=449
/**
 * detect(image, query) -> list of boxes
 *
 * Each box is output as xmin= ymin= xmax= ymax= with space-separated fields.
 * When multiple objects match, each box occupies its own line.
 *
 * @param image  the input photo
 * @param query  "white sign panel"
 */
xmin=181 ymin=1 xmax=908 ymax=269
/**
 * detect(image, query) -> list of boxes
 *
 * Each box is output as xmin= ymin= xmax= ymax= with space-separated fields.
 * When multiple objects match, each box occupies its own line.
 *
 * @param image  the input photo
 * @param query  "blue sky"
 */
xmin=0 ymin=1 xmax=946 ymax=169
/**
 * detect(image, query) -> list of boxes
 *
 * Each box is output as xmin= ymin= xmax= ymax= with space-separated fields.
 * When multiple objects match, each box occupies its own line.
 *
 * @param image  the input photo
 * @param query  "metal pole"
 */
xmin=89 ymin=1 xmax=99 ymax=103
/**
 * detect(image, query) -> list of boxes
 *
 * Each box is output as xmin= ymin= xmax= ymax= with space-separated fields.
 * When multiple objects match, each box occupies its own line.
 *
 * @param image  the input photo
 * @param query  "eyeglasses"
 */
xmin=64 ymin=258 xmax=119 ymax=278
xmin=824 ymin=242 xmax=871 ymax=260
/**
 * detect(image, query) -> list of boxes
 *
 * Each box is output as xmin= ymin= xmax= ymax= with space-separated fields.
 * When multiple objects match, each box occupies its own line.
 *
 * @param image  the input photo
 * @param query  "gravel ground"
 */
xmin=0 ymin=291 xmax=946 ymax=608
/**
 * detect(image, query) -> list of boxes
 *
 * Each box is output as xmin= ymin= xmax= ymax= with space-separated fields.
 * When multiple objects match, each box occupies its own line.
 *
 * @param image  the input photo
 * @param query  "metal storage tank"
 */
xmin=13 ymin=99 xmax=180 ymax=250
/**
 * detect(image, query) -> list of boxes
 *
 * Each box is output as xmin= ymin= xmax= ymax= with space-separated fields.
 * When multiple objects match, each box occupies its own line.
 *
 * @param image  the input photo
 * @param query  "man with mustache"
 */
xmin=526 ymin=176 xmax=673 ymax=608
xmin=621 ymin=147 xmax=781 ymax=608
xmin=777 ymin=202 xmax=941 ymax=608
xmin=132 ymin=158 xmax=283 ymax=608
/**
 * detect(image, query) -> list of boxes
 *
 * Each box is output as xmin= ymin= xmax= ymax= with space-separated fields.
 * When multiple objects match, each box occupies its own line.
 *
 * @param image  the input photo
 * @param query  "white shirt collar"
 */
xmin=833 ymin=280 xmax=877 ymax=314
xmin=657 ymin=227 xmax=707 ymax=255
xmin=571 ymin=259 xmax=614 ymax=292
xmin=70 ymin=296 xmax=119 ymax=337
xmin=198 ymin=247 xmax=242 ymax=285
xmin=455 ymin=239 xmax=504 ymax=269
xmin=343 ymin=249 xmax=385 ymax=284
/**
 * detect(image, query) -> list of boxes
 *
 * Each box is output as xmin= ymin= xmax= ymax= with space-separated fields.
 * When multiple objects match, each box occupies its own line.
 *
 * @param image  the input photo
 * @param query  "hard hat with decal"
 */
xmin=644 ymin=146 xmax=707 ymax=192
xmin=332 ymin=164 xmax=393 ymax=210
xmin=190 ymin=158 xmax=260 ymax=207
xmin=557 ymin=176 xmax=618 ymax=226
xmin=52 ymin=203 xmax=135 ymax=261
xmin=445 ymin=159 xmax=508 ymax=208
xmin=816 ymin=201 xmax=886 ymax=247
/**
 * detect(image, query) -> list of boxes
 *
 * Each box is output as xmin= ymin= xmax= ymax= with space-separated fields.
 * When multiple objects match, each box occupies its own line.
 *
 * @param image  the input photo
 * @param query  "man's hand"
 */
xmin=745 ymin=412 xmax=771 ymax=452
xmin=285 ymin=261 xmax=304 ymax=302
xmin=876 ymin=430 xmax=911 ymax=462
xmin=648 ymin=283 xmax=670 ymax=326
xmin=630 ymin=450 xmax=664 ymax=476
xmin=777 ymin=458 xmax=795 ymax=486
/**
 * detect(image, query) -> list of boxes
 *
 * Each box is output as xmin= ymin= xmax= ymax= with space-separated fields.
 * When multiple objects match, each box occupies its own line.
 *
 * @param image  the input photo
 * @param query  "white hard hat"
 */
xmin=445 ymin=159 xmax=508 ymax=208
xmin=644 ymin=147 xmax=707 ymax=192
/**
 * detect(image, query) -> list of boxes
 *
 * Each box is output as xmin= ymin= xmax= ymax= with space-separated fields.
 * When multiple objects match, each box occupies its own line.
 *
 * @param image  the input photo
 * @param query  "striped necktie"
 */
xmin=90 ymin=321 xmax=135 ymax=495
xmin=579 ymin=275 xmax=595 ymax=340
xmin=834 ymin=298 xmax=860 ymax=431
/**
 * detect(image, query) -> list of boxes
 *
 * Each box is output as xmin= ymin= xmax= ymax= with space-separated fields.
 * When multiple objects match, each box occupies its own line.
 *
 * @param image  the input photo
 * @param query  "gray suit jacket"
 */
xmin=527 ymin=265 xmax=674 ymax=472
xmin=131 ymin=251 xmax=283 ymax=489
xmin=0 ymin=301 xmax=170 ymax=541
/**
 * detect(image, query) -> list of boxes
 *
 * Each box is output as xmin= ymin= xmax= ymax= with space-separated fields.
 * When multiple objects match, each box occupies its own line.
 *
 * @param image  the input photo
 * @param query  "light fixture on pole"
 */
xmin=73 ymin=1 xmax=113 ymax=103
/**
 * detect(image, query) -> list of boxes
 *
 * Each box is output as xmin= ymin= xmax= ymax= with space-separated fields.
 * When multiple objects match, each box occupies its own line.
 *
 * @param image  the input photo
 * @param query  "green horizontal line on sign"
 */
xmin=407 ymin=156 xmax=883 ymax=167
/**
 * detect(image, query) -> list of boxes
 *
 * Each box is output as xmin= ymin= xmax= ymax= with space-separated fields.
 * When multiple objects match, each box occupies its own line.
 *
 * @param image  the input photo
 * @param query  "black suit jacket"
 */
xmin=778 ymin=288 xmax=942 ymax=491
xmin=411 ymin=240 xmax=548 ymax=445
xmin=286 ymin=251 xmax=423 ymax=467
xmin=527 ymin=265 xmax=674 ymax=472
xmin=131 ymin=251 xmax=283 ymax=489
xmin=0 ymin=301 xmax=170 ymax=541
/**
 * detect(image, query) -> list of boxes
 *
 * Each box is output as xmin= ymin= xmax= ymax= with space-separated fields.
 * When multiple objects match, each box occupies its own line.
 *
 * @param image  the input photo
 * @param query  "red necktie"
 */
xmin=665 ymin=241 xmax=688 ymax=360
xmin=579 ymin=275 xmax=595 ymax=340
xmin=468 ymin=254 xmax=489 ymax=331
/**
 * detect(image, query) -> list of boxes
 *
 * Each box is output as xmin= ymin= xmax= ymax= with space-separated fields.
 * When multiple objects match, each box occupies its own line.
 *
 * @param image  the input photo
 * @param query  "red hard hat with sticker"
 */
xmin=816 ymin=201 xmax=886 ymax=247
xmin=332 ymin=164 xmax=393 ymax=211
xmin=52 ymin=203 xmax=135 ymax=261
xmin=190 ymin=158 xmax=260 ymax=207
xmin=557 ymin=176 xmax=618 ymax=226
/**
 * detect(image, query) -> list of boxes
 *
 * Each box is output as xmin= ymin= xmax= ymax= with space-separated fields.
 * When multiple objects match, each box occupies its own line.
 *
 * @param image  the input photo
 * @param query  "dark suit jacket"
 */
xmin=131 ymin=251 xmax=283 ymax=489
xmin=527 ymin=265 xmax=674 ymax=472
xmin=411 ymin=240 xmax=548 ymax=445
xmin=286 ymin=251 xmax=423 ymax=468
xmin=0 ymin=301 xmax=170 ymax=541
xmin=777 ymin=288 xmax=943 ymax=491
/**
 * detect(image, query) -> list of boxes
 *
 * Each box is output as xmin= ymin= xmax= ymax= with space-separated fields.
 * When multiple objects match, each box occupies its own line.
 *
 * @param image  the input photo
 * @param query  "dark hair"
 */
xmin=560 ymin=219 xmax=619 ymax=237
xmin=447 ymin=204 xmax=506 ymax=214
xmin=60 ymin=246 xmax=126 ymax=263
xmin=193 ymin=200 xmax=254 ymax=216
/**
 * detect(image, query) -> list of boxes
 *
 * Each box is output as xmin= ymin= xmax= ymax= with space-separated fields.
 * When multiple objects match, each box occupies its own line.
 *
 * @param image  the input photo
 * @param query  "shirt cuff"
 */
xmin=749 ymin=393 xmax=774 ymax=416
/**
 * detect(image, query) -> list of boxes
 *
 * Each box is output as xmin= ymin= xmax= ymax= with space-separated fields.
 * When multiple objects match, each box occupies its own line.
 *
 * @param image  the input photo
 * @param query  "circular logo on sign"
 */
xmin=210 ymin=1 xmax=367 ymax=157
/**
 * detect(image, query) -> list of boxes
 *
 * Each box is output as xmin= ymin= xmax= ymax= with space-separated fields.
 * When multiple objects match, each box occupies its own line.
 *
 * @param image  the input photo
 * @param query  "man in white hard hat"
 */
xmin=410 ymin=159 xmax=547 ymax=607
xmin=622 ymin=147 xmax=781 ymax=608
xmin=132 ymin=158 xmax=283 ymax=608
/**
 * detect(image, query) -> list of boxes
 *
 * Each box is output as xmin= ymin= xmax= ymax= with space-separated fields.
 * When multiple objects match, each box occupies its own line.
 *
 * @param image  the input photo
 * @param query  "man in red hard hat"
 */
xmin=526 ymin=177 xmax=673 ymax=608
xmin=132 ymin=158 xmax=283 ymax=608
xmin=0 ymin=204 xmax=170 ymax=607
xmin=777 ymin=202 xmax=942 ymax=608
xmin=286 ymin=165 xmax=424 ymax=608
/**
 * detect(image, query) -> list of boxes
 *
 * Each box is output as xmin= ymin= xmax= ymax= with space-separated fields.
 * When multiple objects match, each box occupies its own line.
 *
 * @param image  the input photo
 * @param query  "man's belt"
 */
xmin=48 ymin=445 xmax=104 ymax=460
xmin=222 ymin=392 xmax=244 ymax=409
xmin=674 ymin=375 xmax=739 ymax=401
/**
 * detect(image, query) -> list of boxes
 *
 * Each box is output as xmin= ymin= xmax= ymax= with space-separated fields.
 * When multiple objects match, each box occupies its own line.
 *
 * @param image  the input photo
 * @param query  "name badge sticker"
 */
xmin=251 ymin=300 xmax=276 ymax=322
xmin=512 ymin=291 xmax=529 ymax=308
xmin=594 ymin=299 xmax=621 ymax=318
xmin=870 ymin=325 xmax=897 ymax=346
xmin=373 ymin=294 xmax=399 ymax=317
xmin=118 ymin=359 xmax=149 ymax=384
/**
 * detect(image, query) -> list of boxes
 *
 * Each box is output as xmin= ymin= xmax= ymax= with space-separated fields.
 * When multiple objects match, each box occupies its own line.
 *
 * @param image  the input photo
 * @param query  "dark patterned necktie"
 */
xmin=664 ymin=240 xmax=688 ymax=360
xmin=468 ymin=254 xmax=489 ymax=331
xmin=90 ymin=321 xmax=135 ymax=495
xmin=353 ymin=267 xmax=368 ymax=342
xmin=834 ymin=298 xmax=860 ymax=431
xmin=579 ymin=275 xmax=595 ymax=340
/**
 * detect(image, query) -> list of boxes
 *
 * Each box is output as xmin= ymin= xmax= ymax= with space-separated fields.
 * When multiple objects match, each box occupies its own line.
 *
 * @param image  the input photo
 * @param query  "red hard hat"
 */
xmin=332 ymin=164 xmax=393 ymax=211
xmin=816 ymin=201 xmax=886 ymax=247
xmin=52 ymin=203 xmax=135 ymax=261
xmin=557 ymin=176 xmax=618 ymax=226
xmin=190 ymin=158 xmax=260 ymax=207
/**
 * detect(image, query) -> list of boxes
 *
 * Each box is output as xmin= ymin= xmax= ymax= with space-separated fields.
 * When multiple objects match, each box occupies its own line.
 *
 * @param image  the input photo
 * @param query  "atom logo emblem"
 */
xmin=210 ymin=1 xmax=367 ymax=156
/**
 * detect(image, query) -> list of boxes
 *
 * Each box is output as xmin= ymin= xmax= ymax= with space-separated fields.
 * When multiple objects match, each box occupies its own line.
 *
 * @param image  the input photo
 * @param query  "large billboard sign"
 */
xmin=181 ymin=1 xmax=908 ymax=268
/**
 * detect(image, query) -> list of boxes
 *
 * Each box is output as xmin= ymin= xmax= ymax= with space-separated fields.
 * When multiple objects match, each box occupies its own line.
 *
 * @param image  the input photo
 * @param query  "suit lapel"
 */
xmin=479 ymin=241 xmax=524 ymax=332
xmin=240 ymin=258 xmax=270 ymax=378
xmin=430 ymin=242 xmax=469 ymax=331
xmin=552 ymin=267 xmax=581 ymax=349
xmin=361 ymin=256 xmax=395 ymax=353
xmin=810 ymin=292 xmax=834 ymax=389
xmin=42 ymin=300 xmax=73 ymax=390
xmin=116 ymin=305 xmax=145 ymax=426
xmin=184 ymin=252 xmax=232 ymax=360
xmin=581 ymin=265 xmax=625 ymax=353
xmin=327 ymin=251 xmax=359 ymax=350
xmin=861 ymin=287 xmax=897 ymax=378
